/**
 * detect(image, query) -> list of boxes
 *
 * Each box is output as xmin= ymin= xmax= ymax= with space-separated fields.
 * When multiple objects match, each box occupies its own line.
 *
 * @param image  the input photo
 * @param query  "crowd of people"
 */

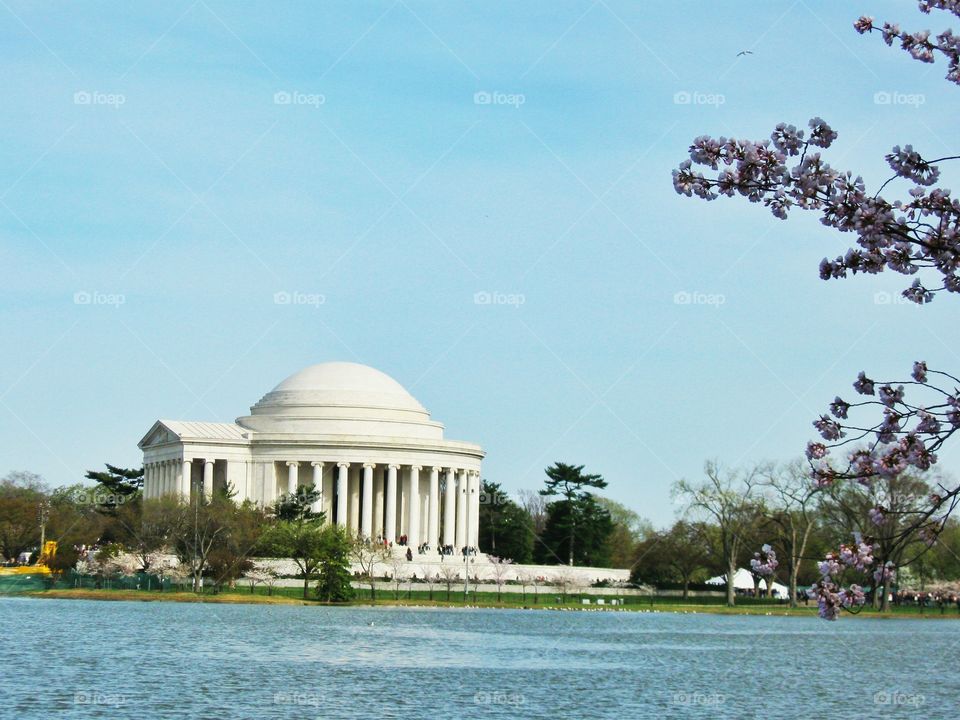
xmin=373 ymin=533 xmax=480 ymax=561
xmin=893 ymin=590 xmax=960 ymax=611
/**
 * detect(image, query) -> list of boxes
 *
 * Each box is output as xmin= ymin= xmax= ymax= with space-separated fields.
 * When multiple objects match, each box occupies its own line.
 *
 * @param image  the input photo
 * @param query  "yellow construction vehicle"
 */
xmin=0 ymin=541 xmax=55 ymax=576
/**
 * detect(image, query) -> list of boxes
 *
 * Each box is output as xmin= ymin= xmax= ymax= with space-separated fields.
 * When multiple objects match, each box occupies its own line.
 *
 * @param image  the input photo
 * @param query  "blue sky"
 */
xmin=2 ymin=1 xmax=958 ymax=526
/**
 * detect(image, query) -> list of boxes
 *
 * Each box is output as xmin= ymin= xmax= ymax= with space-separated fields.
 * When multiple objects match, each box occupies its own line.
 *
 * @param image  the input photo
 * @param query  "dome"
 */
xmin=270 ymin=362 xmax=424 ymax=410
xmin=236 ymin=362 xmax=442 ymax=439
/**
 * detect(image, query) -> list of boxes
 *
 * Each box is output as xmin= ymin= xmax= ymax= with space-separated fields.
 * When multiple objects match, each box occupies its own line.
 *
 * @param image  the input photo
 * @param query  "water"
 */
xmin=0 ymin=598 xmax=955 ymax=719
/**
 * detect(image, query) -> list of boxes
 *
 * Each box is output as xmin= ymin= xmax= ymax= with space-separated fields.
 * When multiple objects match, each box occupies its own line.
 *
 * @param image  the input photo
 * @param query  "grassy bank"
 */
xmin=31 ymin=588 xmax=312 ymax=605
xmin=18 ymin=586 xmax=960 ymax=618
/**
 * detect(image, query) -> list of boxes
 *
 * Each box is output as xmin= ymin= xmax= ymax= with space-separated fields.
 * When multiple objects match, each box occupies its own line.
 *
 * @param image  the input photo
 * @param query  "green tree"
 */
xmin=674 ymin=461 xmax=763 ymax=607
xmin=537 ymin=494 xmax=614 ymax=567
xmin=630 ymin=520 xmax=713 ymax=598
xmin=261 ymin=488 xmax=329 ymax=599
xmin=206 ymin=500 xmax=265 ymax=591
xmin=261 ymin=520 xmax=325 ymax=599
xmin=928 ymin=520 xmax=960 ymax=582
xmin=596 ymin=496 xmax=653 ymax=569
xmin=84 ymin=464 xmax=143 ymax=513
xmin=46 ymin=484 xmax=107 ymax=561
xmin=315 ymin=525 xmax=354 ymax=602
xmin=478 ymin=480 xmax=534 ymax=563
xmin=165 ymin=492 xmax=262 ymax=593
xmin=273 ymin=485 xmax=322 ymax=522
xmin=45 ymin=543 xmax=80 ymax=586
xmin=0 ymin=471 xmax=47 ymax=561
xmin=539 ymin=462 xmax=608 ymax=566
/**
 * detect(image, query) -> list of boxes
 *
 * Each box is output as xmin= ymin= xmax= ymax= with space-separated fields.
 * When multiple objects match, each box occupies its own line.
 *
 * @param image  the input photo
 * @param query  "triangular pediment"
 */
xmin=138 ymin=420 xmax=180 ymax=449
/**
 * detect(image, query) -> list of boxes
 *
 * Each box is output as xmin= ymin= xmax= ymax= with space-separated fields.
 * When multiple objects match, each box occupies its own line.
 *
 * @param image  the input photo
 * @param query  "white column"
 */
xmin=443 ymin=468 xmax=456 ymax=548
xmin=407 ymin=465 xmax=421 ymax=548
xmin=336 ymin=462 xmax=349 ymax=527
xmin=361 ymin=463 xmax=374 ymax=538
xmin=373 ymin=469 xmax=385 ymax=539
xmin=419 ymin=478 xmax=428 ymax=542
xmin=203 ymin=459 xmax=214 ymax=501
xmin=456 ymin=469 xmax=468 ymax=551
xmin=420 ymin=484 xmax=429 ymax=546
xmin=427 ymin=466 xmax=440 ymax=549
xmin=469 ymin=471 xmax=480 ymax=549
xmin=286 ymin=461 xmax=299 ymax=495
xmin=399 ymin=471 xmax=408 ymax=537
xmin=349 ymin=466 xmax=360 ymax=532
xmin=181 ymin=459 xmax=192 ymax=500
xmin=163 ymin=461 xmax=172 ymax=497
xmin=385 ymin=464 xmax=399 ymax=543
xmin=311 ymin=462 xmax=324 ymax=516
xmin=223 ymin=459 xmax=233 ymax=499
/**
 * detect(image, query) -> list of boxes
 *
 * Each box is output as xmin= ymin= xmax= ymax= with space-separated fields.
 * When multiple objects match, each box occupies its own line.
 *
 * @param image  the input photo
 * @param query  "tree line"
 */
xmin=478 ymin=462 xmax=650 ymax=569
xmin=631 ymin=459 xmax=960 ymax=609
xmin=0 ymin=466 xmax=354 ymax=600
xmin=1 ymin=460 xmax=654 ymax=595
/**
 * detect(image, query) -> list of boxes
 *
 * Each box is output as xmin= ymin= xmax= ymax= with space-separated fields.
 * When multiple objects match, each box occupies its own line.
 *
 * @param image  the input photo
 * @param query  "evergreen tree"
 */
xmin=539 ymin=463 xmax=609 ymax=566
xmin=478 ymin=480 xmax=534 ymax=564
xmin=272 ymin=484 xmax=322 ymax=522
xmin=84 ymin=464 xmax=143 ymax=513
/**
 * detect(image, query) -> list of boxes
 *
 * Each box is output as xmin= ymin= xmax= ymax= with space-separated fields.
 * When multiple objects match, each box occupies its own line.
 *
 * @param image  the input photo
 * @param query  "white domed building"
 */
xmin=138 ymin=362 xmax=484 ymax=551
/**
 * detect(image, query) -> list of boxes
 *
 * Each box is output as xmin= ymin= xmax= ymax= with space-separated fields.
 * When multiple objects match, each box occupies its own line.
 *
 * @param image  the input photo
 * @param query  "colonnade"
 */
xmin=142 ymin=458 xmax=482 ymax=551
xmin=142 ymin=458 xmax=214 ymax=501
xmin=292 ymin=462 xmax=480 ymax=551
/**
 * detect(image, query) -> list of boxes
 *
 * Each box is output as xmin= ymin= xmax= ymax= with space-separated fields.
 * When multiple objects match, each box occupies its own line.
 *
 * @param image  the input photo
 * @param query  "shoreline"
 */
xmin=12 ymin=589 xmax=960 ymax=619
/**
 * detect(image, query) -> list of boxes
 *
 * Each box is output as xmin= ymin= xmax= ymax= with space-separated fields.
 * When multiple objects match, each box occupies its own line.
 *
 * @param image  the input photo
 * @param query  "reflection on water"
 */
xmin=0 ymin=598 xmax=954 ymax=719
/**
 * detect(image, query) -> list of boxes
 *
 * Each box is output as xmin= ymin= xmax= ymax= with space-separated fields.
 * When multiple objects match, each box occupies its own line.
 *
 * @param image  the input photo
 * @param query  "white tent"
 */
xmin=706 ymin=568 xmax=790 ymax=598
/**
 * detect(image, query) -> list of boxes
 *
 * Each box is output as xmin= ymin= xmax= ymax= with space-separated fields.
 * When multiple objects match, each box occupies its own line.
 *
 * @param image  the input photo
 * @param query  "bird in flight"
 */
xmin=736 ymin=50 xmax=754 ymax=57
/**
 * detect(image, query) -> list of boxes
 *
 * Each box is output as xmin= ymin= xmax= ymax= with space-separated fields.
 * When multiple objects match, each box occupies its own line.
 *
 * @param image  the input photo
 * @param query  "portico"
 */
xmin=138 ymin=362 xmax=484 ymax=551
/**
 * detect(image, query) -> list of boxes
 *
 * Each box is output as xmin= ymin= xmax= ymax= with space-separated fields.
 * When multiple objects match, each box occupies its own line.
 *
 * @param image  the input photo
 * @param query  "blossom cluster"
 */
xmin=854 ymin=2 xmax=960 ymax=84
xmin=806 ymin=364 xmax=959 ymax=488
xmin=809 ymin=542 xmax=873 ymax=620
xmin=673 ymin=117 xmax=960 ymax=307
xmin=749 ymin=544 xmax=778 ymax=577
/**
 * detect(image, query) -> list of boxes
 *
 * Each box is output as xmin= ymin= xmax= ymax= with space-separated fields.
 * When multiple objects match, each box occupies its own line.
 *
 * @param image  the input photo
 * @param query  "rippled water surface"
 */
xmin=0 ymin=598 xmax=956 ymax=718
